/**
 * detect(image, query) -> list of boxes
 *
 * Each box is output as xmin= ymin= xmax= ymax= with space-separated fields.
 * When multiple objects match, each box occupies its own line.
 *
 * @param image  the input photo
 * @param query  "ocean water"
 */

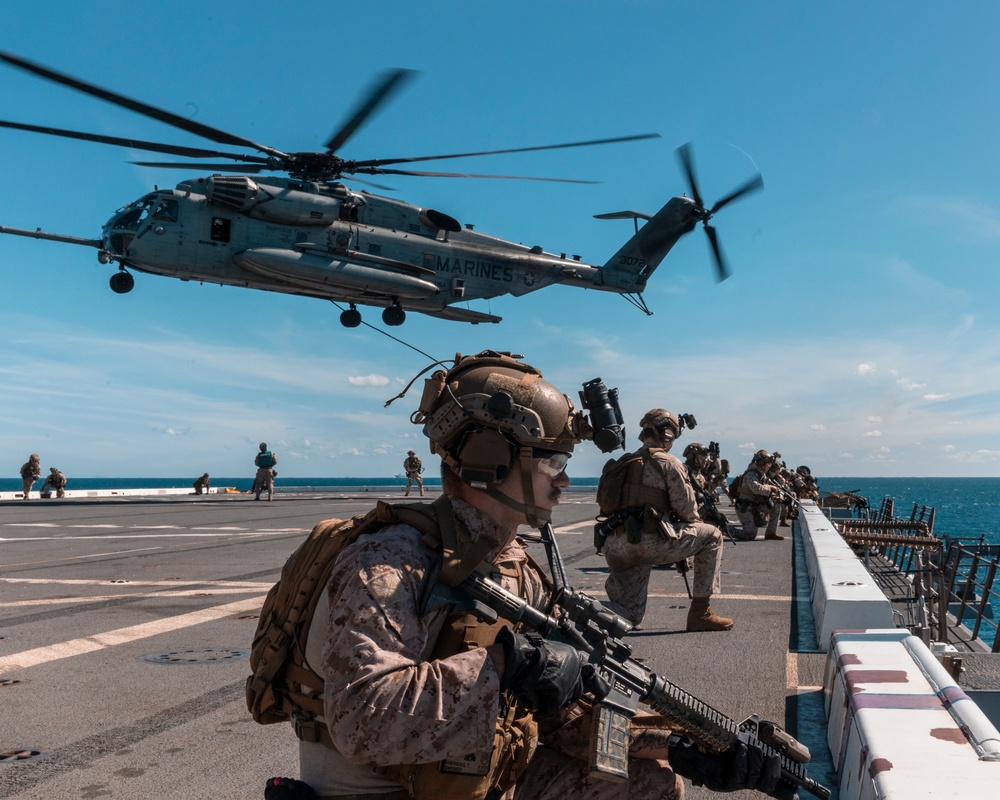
xmin=821 ymin=477 xmax=1000 ymax=545
xmin=3 ymin=475 xmax=997 ymax=544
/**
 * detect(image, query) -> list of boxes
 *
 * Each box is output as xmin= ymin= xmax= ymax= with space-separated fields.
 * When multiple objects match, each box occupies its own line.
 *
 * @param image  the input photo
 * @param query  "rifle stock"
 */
xmin=456 ymin=572 xmax=831 ymax=800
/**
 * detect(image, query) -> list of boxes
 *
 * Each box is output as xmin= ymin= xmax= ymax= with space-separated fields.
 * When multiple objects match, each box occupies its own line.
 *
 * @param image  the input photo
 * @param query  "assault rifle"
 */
xmin=763 ymin=476 xmax=799 ymax=516
xmin=687 ymin=466 xmax=736 ymax=545
xmin=438 ymin=524 xmax=830 ymax=799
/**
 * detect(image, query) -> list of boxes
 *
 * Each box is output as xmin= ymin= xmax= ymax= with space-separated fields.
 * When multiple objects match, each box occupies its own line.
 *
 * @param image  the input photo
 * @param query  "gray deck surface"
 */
xmin=0 ymin=490 xmax=835 ymax=799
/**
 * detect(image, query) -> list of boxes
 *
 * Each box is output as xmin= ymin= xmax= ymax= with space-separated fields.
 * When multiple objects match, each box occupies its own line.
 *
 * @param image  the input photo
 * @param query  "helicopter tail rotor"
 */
xmin=675 ymin=142 xmax=763 ymax=282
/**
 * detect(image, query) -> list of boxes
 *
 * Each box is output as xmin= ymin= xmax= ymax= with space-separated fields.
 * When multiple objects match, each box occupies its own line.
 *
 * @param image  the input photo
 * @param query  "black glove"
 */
xmin=495 ymin=626 xmax=586 ymax=719
xmin=668 ymin=734 xmax=797 ymax=799
xmin=264 ymin=777 xmax=318 ymax=800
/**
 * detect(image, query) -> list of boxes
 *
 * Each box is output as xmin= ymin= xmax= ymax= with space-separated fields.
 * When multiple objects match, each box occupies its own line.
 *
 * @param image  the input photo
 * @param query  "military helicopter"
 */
xmin=0 ymin=52 xmax=763 ymax=327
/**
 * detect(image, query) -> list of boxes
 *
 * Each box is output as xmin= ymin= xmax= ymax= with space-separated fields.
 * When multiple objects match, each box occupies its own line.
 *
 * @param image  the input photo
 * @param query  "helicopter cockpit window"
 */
xmin=152 ymin=198 xmax=179 ymax=222
xmin=111 ymin=196 xmax=158 ymax=231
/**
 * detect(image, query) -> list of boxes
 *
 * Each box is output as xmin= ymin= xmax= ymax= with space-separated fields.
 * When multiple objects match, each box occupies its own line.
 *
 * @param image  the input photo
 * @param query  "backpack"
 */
xmin=245 ymin=495 xmax=489 ymax=738
xmin=595 ymin=451 xmax=647 ymax=515
xmin=728 ymin=474 xmax=743 ymax=499
xmin=595 ymin=449 xmax=672 ymax=516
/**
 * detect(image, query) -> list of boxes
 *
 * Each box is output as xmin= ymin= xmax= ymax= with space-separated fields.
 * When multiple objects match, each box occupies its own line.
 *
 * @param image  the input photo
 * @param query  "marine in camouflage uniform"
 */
xmin=19 ymin=454 xmax=41 ymax=500
xmin=794 ymin=466 xmax=819 ymax=501
xmin=601 ymin=411 xmax=731 ymax=631
xmin=403 ymin=450 xmax=424 ymax=497
xmin=253 ymin=443 xmax=277 ymax=501
xmin=734 ymin=452 xmax=781 ymax=541
xmin=41 ymin=467 xmax=67 ymax=498
xmin=289 ymin=353 xmax=783 ymax=800
xmin=193 ymin=473 xmax=211 ymax=495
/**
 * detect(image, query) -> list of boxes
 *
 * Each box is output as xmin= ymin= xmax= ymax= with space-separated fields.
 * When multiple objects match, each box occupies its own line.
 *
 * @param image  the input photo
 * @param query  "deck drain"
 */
xmin=1 ymin=748 xmax=49 ymax=763
xmin=137 ymin=647 xmax=250 ymax=665
xmin=0 ymin=678 xmax=25 ymax=688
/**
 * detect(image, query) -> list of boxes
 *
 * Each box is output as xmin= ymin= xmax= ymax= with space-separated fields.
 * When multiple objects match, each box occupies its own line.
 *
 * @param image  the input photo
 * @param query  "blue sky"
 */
xmin=2 ymin=1 xmax=999 ymax=479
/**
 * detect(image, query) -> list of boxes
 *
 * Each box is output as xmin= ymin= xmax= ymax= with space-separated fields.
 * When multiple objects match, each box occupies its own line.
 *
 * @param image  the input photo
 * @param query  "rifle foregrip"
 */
xmin=589 ymin=703 xmax=630 ymax=782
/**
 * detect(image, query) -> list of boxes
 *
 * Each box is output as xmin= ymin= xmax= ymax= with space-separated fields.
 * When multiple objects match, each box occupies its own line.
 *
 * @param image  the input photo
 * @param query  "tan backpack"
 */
xmin=245 ymin=498 xmax=453 ymax=735
xmin=596 ymin=449 xmax=670 ymax=516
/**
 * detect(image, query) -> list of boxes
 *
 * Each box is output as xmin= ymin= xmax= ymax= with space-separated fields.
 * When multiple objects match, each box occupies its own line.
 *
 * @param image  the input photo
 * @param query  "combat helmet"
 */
xmin=682 ymin=442 xmax=709 ymax=460
xmin=411 ymin=350 xmax=590 ymax=525
xmin=639 ymin=408 xmax=681 ymax=439
xmin=259 ymin=442 xmax=268 ymax=451
xmin=753 ymin=449 xmax=773 ymax=465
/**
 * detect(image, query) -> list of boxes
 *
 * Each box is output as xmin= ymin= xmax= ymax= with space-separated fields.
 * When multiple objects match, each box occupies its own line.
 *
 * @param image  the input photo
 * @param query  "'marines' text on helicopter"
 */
xmin=0 ymin=52 xmax=762 ymax=327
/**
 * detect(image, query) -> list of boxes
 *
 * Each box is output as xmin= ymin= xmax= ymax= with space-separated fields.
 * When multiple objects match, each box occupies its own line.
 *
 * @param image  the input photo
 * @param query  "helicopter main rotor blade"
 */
xmin=351 ymin=133 xmax=661 ymax=169
xmin=360 ymin=167 xmax=597 ymax=184
xmin=703 ymin=222 xmax=730 ymax=282
xmin=0 ymin=51 xmax=287 ymax=159
xmin=0 ymin=119 xmax=273 ymax=162
xmin=709 ymin=173 xmax=764 ymax=215
xmin=323 ymin=69 xmax=417 ymax=154
xmin=131 ymin=160 xmax=274 ymax=173
xmin=675 ymin=142 xmax=705 ymax=210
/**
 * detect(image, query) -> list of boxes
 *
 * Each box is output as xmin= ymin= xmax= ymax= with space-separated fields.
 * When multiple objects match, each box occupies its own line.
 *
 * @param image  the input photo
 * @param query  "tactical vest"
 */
xmin=247 ymin=496 xmax=540 ymax=800
xmin=596 ymin=448 xmax=670 ymax=516
xmin=256 ymin=450 xmax=276 ymax=468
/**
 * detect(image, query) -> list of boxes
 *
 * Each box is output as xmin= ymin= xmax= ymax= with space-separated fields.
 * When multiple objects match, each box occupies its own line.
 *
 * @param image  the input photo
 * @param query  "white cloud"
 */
xmin=348 ymin=374 xmax=390 ymax=387
xmin=857 ymin=362 xmax=877 ymax=376
xmin=897 ymin=377 xmax=927 ymax=391
xmin=867 ymin=415 xmax=882 ymax=423
xmin=863 ymin=430 xmax=883 ymax=437
xmin=810 ymin=424 xmax=826 ymax=431
xmin=923 ymin=393 xmax=951 ymax=401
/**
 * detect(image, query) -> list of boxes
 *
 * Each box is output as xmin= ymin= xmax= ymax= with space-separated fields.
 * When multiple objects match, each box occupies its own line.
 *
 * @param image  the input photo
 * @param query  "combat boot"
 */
xmin=765 ymin=532 xmax=785 ymax=540
xmin=686 ymin=597 xmax=734 ymax=632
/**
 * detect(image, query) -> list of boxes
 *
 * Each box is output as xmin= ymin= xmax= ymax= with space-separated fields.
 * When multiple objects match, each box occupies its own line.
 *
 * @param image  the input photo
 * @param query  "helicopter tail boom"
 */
xmin=596 ymin=196 xmax=698 ymax=291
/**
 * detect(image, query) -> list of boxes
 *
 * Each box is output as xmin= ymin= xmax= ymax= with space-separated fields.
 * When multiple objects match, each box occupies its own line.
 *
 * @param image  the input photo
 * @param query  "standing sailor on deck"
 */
xmin=19 ymin=453 xmax=41 ymax=500
xmin=402 ymin=449 xmax=424 ymax=496
xmin=253 ymin=442 xmax=277 ymax=501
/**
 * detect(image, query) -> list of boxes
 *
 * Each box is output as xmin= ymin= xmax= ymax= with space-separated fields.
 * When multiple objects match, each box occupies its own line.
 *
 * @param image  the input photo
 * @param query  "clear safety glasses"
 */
xmin=533 ymin=450 xmax=570 ymax=477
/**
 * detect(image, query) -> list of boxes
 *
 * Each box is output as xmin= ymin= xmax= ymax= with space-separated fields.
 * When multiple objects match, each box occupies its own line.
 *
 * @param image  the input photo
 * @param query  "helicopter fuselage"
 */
xmin=99 ymin=175 xmax=637 ymax=324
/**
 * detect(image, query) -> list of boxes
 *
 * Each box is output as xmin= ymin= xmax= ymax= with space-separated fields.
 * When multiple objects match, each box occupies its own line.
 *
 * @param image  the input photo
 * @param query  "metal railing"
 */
xmin=939 ymin=537 xmax=1000 ymax=652
xmin=830 ymin=500 xmax=1000 ymax=652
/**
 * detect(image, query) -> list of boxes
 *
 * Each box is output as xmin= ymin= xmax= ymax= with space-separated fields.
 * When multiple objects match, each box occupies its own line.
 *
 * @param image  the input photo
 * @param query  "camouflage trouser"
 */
xmin=21 ymin=477 xmax=36 ymax=499
xmin=765 ymin=502 xmax=783 ymax=536
xmin=404 ymin=473 xmax=423 ymax=496
xmin=602 ymin=521 xmax=723 ymax=625
xmin=513 ymin=744 xmax=683 ymax=800
xmin=252 ymin=467 xmax=274 ymax=499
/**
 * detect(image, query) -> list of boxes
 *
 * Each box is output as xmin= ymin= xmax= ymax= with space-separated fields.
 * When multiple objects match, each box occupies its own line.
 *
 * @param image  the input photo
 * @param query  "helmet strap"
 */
xmin=484 ymin=447 xmax=550 ymax=527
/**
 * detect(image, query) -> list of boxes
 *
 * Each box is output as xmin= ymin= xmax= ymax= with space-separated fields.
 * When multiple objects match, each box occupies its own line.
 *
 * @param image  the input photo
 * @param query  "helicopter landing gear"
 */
xmin=109 ymin=270 xmax=135 ymax=294
xmin=382 ymin=304 xmax=406 ymax=327
xmin=340 ymin=305 xmax=362 ymax=328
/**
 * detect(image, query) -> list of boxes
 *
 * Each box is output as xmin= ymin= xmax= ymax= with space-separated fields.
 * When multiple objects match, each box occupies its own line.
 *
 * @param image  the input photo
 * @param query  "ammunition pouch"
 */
xmin=594 ymin=508 xmax=644 ymax=550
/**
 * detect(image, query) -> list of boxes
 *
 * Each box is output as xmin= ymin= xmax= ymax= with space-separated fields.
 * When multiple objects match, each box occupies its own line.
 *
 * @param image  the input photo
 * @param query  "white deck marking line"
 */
xmin=553 ymin=522 xmax=592 ymax=534
xmin=1 ymin=531 xmax=301 ymax=542
xmin=6 ymin=587 xmax=271 ymax=607
xmin=2 ymin=546 xmax=163 ymax=567
xmin=643 ymin=592 xmax=792 ymax=601
xmin=0 ymin=594 xmax=266 ymax=672
xmin=786 ymin=651 xmax=798 ymax=689
xmin=1 ymin=578 xmax=273 ymax=587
